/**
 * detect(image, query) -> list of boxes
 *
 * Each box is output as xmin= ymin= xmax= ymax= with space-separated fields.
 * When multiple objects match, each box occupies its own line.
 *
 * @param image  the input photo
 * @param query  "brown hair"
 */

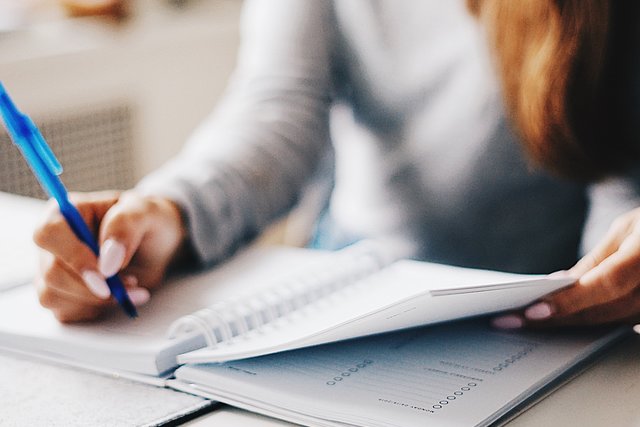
xmin=469 ymin=0 xmax=639 ymax=181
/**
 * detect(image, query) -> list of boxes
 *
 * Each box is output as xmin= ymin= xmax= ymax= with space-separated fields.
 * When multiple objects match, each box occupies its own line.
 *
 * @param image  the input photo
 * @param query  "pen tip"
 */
xmin=119 ymin=296 xmax=138 ymax=318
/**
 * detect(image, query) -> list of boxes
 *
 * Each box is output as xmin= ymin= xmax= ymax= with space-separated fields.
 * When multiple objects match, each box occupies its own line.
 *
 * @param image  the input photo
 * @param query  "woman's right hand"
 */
xmin=33 ymin=190 xmax=189 ymax=323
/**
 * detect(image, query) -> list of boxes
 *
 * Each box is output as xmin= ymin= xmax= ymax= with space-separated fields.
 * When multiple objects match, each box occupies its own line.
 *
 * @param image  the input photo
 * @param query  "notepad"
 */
xmin=0 ymin=239 xmax=573 ymax=379
xmin=172 ymin=320 xmax=625 ymax=427
xmin=0 ymin=192 xmax=43 ymax=290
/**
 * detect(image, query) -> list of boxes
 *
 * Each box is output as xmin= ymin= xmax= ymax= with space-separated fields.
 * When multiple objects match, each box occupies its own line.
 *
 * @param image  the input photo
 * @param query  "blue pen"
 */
xmin=0 ymin=82 xmax=137 ymax=318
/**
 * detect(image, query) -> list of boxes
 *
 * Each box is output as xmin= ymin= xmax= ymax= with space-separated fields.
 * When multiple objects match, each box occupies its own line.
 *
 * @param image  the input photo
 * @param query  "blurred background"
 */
xmin=0 ymin=0 xmax=242 ymax=198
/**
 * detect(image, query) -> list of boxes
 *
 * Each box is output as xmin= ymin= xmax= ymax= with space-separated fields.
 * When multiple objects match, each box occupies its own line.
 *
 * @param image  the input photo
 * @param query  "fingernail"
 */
xmin=491 ymin=314 xmax=524 ymax=330
xmin=525 ymin=302 xmax=553 ymax=320
xmin=99 ymin=239 xmax=126 ymax=278
xmin=82 ymin=271 xmax=111 ymax=299
xmin=128 ymin=288 xmax=150 ymax=306
xmin=633 ymin=325 xmax=640 ymax=335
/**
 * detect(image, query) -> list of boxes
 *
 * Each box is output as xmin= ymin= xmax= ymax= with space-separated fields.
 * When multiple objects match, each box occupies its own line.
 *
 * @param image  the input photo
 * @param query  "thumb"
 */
xmin=97 ymin=192 xmax=151 ymax=278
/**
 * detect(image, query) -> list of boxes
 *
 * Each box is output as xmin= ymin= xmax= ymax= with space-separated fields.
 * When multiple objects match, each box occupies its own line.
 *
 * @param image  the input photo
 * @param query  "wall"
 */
xmin=0 ymin=0 xmax=242 ymax=195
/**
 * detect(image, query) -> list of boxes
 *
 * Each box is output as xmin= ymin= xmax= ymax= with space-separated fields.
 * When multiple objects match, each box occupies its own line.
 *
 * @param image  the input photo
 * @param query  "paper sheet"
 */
xmin=175 ymin=321 xmax=621 ymax=427
xmin=0 ymin=192 xmax=43 ymax=290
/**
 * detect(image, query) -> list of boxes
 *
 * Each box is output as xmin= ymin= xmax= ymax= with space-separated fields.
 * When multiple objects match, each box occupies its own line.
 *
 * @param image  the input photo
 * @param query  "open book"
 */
xmin=171 ymin=320 xmax=625 ymax=427
xmin=0 ymin=237 xmax=628 ymax=426
xmin=0 ymin=240 xmax=574 ymax=380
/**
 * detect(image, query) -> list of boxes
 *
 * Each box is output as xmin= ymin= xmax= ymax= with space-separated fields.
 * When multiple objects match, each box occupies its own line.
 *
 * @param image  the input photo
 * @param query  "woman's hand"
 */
xmin=493 ymin=207 xmax=640 ymax=329
xmin=33 ymin=190 xmax=188 ymax=323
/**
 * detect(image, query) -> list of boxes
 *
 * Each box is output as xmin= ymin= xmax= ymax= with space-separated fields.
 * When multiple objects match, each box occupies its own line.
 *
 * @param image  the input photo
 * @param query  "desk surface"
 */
xmin=185 ymin=330 xmax=640 ymax=427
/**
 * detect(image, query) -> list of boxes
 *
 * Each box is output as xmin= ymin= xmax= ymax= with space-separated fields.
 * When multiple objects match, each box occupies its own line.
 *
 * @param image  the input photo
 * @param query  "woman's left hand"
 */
xmin=493 ymin=207 xmax=640 ymax=329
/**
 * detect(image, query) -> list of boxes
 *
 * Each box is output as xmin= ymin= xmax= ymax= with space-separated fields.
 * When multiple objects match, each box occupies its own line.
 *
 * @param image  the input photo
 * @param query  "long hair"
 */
xmin=468 ymin=0 xmax=639 ymax=181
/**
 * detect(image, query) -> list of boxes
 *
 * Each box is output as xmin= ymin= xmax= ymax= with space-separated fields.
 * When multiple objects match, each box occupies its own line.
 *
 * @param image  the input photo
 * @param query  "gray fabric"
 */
xmin=137 ymin=0 xmax=640 ymax=274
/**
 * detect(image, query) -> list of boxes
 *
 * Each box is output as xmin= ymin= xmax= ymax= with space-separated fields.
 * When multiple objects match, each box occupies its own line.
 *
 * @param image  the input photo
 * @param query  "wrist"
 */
xmin=152 ymin=196 xmax=196 ymax=270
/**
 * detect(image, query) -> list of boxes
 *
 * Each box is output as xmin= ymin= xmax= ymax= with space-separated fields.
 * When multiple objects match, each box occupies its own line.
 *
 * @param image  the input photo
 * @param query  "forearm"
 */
xmin=136 ymin=0 xmax=335 ymax=264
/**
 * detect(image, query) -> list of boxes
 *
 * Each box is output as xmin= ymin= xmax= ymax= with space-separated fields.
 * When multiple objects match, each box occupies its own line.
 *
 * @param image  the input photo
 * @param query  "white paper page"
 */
xmin=0 ymin=245 xmax=331 ymax=375
xmin=0 ymin=192 xmax=43 ymax=290
xmin=178 ymin=261 xmax=572 ymax=363
xmin=175 ymin=321 xmax=622 ymax=427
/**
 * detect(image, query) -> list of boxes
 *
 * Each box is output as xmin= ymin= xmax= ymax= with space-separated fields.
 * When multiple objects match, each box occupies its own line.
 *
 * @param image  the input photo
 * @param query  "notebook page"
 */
xmin=0 ymin=192 xmax=43 ymax=290
xmin=0 ymin=245 xmax=331 ymax=375
xmin=178 ymin=260 xmax=572 ymax=363
xmin=175 ymin=321 xmax=622 ymax=427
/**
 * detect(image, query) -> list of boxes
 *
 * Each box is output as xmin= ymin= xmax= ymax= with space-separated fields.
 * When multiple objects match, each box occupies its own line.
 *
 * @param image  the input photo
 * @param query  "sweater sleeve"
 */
xmin=135 ymin=0 xmax=335 ymax=264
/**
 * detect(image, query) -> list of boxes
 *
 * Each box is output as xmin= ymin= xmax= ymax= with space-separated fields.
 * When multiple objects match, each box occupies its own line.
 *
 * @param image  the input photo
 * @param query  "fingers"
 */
xmin=493 ymin=257 xmax=640 ymax=329
xmin=98 ymin=192 xmax=187 ymax=289
xmin=568 ymin=215 xmax=631 ymax=277
xmin=33 ymin=197 xmax=113 ymax=299
xmin=40 ymin=256 xmax=109 ymax=304
xmin=554 ymin=288 xmax=640 ymax=326
xmin=545 ymin=228 xmax=640 ymax=320
xmin=36 ymin=252 xmax=150 ymax=323
xmin=98 ymin=192 xmax=153 ymax=277
xmin=33 ymin=191 xmax=151 ymax=322
xmin=33 ymin=189 xmax=184 ymax=323
xmin=492 ymin=209 xmax=640 ymax=330
xmin=36 ymin=253 xmax=115 ymax=323
xmin=33 ymin=213 xmax=101 ymax=286
xmin=493 ymin=288 xmax=640 ymax=330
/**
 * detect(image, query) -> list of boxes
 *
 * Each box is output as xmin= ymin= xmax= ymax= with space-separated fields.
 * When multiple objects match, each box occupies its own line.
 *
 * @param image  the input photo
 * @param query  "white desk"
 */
xmin=185 ymin=333 xmax=640 ymax=426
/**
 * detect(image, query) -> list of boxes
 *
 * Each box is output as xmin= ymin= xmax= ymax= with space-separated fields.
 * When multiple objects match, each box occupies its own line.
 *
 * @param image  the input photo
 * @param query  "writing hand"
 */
xmin=33 ymin=190 xmax=187 ymax=322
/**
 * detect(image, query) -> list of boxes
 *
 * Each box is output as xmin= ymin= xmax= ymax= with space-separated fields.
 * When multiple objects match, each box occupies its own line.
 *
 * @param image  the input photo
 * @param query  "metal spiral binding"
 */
xmin=167 ymin=239 xmax=400 ymax=348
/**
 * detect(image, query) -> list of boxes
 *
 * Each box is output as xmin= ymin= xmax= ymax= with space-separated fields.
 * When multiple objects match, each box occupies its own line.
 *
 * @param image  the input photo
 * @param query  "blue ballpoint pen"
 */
xmin=0 ymin=82 xmax=137 ymax=318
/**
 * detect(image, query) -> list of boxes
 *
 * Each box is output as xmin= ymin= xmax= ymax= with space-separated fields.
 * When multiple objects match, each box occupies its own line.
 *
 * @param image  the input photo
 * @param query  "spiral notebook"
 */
xmin=0 ymin=240 xmax=573 ymax=380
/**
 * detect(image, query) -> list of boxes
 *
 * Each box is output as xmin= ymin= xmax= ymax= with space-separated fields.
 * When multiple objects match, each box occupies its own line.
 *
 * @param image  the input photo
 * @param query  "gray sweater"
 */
xmin=137 ymin=0 xmax=640 ymax=273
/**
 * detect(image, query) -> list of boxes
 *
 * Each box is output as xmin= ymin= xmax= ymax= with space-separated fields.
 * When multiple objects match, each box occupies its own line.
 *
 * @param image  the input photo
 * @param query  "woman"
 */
xmin=33 ymin=0 xmax=640 ymax=328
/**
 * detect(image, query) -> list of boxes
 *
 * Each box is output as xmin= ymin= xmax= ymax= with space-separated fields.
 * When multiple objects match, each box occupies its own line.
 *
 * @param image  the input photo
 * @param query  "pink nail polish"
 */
xmin=491 ymin=315 xmax=524 ymax=330
xmin=82 ymin=271 xmax=111 ymax=299
xmin=99 ymin=239 xmax=126 ymax=278
xmin=128 ymin=288 xmax=150 ymax=306
xmin=525 ymin=302 xmax=553 ymax=320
